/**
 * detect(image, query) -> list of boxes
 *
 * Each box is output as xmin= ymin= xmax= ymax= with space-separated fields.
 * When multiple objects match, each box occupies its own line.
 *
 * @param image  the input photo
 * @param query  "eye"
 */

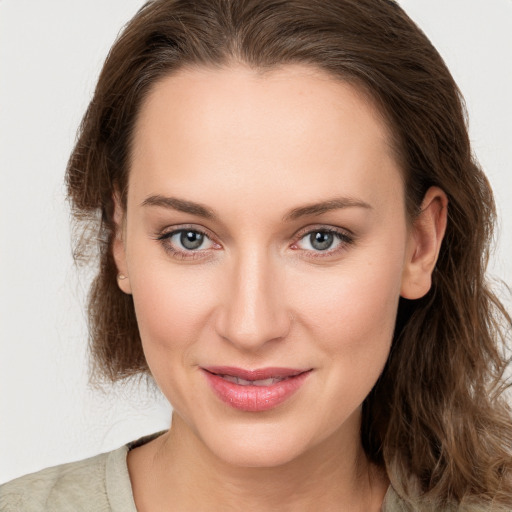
xmin=293 ymin=228 xmax=353 ymax=255
xmin=157 ymin=227 xmax=218 ymax=258
xmin=303 ymin=231 xmax=337 ymax=251
xmin=174 ymin=230 xmax=210 ymax=250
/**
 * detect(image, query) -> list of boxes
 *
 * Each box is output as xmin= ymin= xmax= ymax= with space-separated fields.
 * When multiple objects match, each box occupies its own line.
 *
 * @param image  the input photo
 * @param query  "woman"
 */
xmin=1 ymin=0 xmax=511 ymax=510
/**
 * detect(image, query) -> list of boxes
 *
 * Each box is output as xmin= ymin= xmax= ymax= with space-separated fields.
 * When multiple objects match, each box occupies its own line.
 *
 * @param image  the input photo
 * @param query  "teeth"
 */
xmin=221 ymin=375 xmax=239 ymax=385
xmin=252 ymin=378 xmax=279 ymax=386
xmin=221 ymin=375 xmax=285 ymax=386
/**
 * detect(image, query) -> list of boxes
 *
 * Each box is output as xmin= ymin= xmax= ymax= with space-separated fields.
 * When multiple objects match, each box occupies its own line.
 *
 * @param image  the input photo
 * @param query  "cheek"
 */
xmin=128 ymin=263 xmax=218 ymax=410
xmin=292 ymin=258 xmax=403 ymax=425
xmin=291 ymin=243 xmax=405 ymax=396
xmin=298 ymin=259 xmax=402 ymax=342
xmin=128 ymin=256 xmax=216 ymax=357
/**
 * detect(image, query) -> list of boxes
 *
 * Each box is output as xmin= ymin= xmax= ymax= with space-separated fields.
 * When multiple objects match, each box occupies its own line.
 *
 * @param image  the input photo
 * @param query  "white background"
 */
xmin=1 ymin=0 xmax=511 ymax=483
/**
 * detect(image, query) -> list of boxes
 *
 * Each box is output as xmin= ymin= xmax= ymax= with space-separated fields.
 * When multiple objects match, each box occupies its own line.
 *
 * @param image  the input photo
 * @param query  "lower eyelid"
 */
xmin=156 ymin=228 xmax=222 ymax=260
xmin=296 ymin=229 xmax=352 ymax=244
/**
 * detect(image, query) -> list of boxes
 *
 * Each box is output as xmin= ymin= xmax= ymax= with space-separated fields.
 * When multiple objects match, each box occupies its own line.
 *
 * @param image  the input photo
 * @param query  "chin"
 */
xmin=192 ymin=412 xmax=336 ymax=470
xmin=209 ymin=434 xmax=312 ymax=469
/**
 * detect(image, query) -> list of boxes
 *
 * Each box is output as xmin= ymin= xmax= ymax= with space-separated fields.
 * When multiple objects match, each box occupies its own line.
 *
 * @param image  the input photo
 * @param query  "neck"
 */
xmin=128 ymin=413 xmax=388 ymax=512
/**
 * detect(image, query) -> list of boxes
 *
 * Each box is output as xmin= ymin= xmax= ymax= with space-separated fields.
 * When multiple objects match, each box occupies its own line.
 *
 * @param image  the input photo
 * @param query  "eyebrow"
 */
xmin=141 ymin=195 xmax=372 ymax=221
xmin=283 ymin=197 xmax=372 ymax=221
xmin=141 ymin=195 xmax=216 ymax=219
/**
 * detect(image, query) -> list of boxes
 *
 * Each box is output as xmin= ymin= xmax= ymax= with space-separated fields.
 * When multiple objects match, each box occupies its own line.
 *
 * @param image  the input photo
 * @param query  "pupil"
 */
xmin=311 ymin=231 xmax=334 ymax=251
xmin=180 ymin=231 xmax=203 ymax=250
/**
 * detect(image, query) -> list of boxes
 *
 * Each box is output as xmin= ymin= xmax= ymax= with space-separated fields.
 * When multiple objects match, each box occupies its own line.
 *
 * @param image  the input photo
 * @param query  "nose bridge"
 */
xmin=216 ymin=245 xmax=290 ymax=350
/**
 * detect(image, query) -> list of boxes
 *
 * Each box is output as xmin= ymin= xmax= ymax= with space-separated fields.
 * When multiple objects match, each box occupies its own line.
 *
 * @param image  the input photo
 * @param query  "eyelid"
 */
xmin=292 ymin=224 xmax=355 ymax=242
xmin=154 ymin=224 xmax=221 ymax=260
xmin=290 ymin=224 xmax=355 ymax=256
xmin=156 ymin=224 xmax=218 ymax=242
xmin=153 ymin=223 xmax=355 ymax=261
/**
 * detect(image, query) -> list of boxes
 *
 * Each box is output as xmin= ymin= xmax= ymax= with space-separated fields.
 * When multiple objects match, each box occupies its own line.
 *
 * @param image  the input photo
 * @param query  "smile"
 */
xmin=202 ymin=366 xmax=312 ymax=412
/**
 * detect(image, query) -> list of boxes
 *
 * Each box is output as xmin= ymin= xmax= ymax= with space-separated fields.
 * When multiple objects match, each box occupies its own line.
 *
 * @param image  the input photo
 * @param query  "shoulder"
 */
xmin=0 ymin=445 xmax=132 ymax=512
xmin=382 ymin=485 xmax=412 ymax=512
xmin=381 ymin=486 xmax=509 ymax=512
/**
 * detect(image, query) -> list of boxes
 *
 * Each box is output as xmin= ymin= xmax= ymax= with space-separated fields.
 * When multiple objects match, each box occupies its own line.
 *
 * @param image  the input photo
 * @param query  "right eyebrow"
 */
xmin=141 ymin=195 xmax=217 ymax=220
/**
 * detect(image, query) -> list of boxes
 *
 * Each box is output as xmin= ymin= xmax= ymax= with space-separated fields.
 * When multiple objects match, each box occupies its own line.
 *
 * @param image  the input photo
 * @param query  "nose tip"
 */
xmin=217 ymin=304 xmax=291 ymax=350
xmin=214 ymin=260 xmax=291 ymax=351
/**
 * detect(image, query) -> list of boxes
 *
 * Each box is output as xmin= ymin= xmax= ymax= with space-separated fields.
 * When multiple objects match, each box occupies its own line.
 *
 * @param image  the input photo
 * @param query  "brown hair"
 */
xmin=66 ymin=0 xmax=512 ymax=508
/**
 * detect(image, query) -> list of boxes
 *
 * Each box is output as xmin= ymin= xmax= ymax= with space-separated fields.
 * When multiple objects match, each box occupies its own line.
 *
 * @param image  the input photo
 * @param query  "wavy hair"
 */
xmin=66 ymin=0 xmax=512 ymax=508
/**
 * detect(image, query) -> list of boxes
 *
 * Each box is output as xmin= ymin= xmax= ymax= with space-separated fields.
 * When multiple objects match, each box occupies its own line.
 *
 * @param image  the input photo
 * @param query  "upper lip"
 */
xmin=202 ymin=366 xmax=311 ymax=380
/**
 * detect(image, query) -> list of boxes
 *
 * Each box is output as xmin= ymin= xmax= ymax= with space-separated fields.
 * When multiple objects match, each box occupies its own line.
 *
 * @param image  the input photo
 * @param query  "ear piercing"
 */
xmin=118 ymin=274 xmax=128 ymax=280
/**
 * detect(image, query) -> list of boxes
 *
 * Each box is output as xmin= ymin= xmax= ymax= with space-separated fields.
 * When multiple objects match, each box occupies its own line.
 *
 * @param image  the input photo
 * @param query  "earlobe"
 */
xmin=400 ymin=186 xmax=448 ymax=300
xmin=112 ymin=192 xmax=132 ymax=295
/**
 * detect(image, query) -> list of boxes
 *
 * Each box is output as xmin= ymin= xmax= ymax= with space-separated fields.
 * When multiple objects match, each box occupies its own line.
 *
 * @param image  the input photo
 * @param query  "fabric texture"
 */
xmin=1 ymin=433 xmax=404 ymax=511
xmin=0 ymin=439 xmax=138 ymax=512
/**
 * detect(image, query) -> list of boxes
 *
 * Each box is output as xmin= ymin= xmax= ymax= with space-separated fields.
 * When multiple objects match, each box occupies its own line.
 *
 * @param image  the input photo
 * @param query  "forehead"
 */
xmin=133 ymin=64 xmax=394 ymax=154
xmin=128 ymin=64 xmax=402 ymax=214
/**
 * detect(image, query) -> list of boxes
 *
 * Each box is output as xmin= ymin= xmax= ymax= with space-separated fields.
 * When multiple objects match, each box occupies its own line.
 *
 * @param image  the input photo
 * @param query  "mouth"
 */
xmin=201 ymin=366 xmax=312 ymax=412
xmin=215 ymin=375 xmax=289 ymax=386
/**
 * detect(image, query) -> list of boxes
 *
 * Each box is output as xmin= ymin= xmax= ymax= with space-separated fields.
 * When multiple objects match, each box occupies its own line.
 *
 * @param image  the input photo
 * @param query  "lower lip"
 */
xmin=203 ymin=370 xmax=311 ymax=412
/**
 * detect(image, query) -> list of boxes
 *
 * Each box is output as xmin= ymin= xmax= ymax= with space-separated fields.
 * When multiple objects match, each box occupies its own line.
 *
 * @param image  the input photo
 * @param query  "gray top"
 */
xmin=1 ymin=433 xmax=406 ymax=511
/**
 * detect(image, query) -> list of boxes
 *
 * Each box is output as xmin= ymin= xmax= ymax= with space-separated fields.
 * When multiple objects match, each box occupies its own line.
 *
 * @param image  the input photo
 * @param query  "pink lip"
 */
xmin=202 ymin=366 xmax=312 ymax=412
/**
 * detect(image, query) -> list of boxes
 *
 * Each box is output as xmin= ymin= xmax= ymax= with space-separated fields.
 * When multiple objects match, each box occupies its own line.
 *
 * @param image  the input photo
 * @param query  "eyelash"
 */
xmin=155 ymin=225 xmax=355 ymax=261
xmin=156 ymin=225 xmax=220 ymax=261
xmin=291 ymin=226 xmax=355 ymax=259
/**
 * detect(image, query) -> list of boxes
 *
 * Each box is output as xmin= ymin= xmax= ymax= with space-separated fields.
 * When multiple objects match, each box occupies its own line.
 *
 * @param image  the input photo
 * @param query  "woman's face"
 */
xmin=116 ymin=65 xmax=426 ymax=467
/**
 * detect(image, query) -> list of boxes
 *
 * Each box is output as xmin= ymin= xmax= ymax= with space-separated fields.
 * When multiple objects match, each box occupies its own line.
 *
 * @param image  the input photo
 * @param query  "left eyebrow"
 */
xmin=283 ymin=197 xmax=373 ymax=221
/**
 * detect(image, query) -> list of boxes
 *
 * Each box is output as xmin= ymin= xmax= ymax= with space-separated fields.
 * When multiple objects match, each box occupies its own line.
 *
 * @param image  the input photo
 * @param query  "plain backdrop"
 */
xmin=1 ymin=0 xmax=511 ymax=483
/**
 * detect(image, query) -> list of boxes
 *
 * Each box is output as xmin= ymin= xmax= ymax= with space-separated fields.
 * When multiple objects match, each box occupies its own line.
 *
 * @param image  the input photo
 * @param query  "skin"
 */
xmin=114 ymin=65 xmax=447 ymax=511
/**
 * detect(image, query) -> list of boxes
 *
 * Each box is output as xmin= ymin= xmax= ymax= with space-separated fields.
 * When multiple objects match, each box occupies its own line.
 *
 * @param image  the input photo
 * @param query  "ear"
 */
xmin=400 ymin=186 xmax=448 ymax=300
xmin=112 ymin=192 xmax=132 ymax=295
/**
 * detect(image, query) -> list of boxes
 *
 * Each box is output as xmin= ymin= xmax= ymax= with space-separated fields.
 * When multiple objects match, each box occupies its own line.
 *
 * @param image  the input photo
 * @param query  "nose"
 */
xmin=215 ymin=250 xmax=291 ymax=351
